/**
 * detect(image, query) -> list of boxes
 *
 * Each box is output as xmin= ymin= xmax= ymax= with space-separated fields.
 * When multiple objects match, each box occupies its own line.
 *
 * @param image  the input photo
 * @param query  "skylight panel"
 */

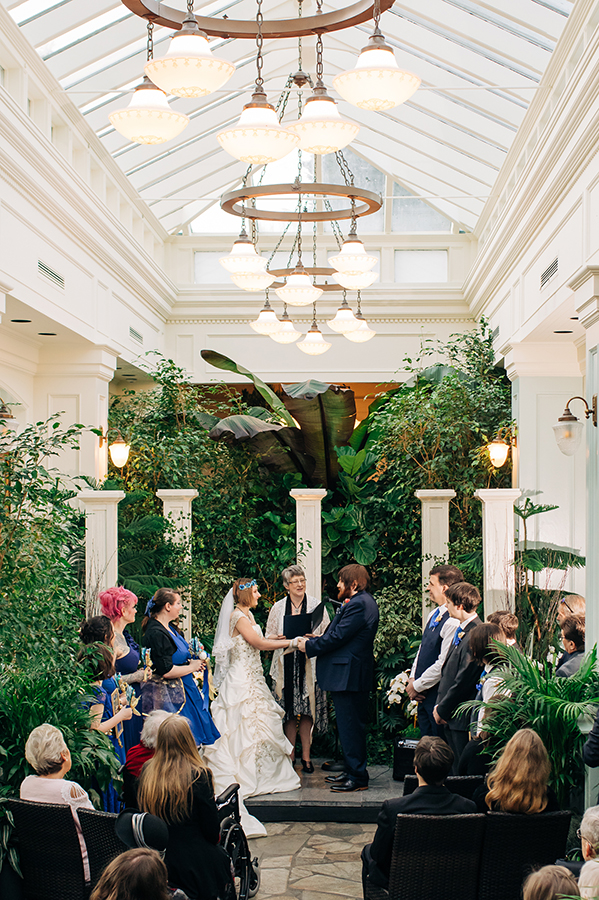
xmin=37 ymin=7 xmax=131 ymax=61
xmin=10 ymin=0 xmax=69 ymax=26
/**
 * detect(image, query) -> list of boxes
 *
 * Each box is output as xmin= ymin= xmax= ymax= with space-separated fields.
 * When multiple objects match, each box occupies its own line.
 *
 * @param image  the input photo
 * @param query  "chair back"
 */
xmin=402 ymin=774 xmax=484 ymax=800
xmin=387 ymin=813 xmax=486 ymax=900
xmin=6 ymin=798 xmax=86 ymax=900
xmin=478 ymin=810 xmax=572 ymax=900
xmin=77 ymin=808 xmax=126 ymax=890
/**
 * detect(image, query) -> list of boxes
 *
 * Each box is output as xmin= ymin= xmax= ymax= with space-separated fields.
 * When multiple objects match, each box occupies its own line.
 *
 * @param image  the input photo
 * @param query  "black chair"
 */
xmin=6 ymin=798 xmax=87 ymax=900
xmin=365 ymin=813 xmax=486 ymax=900
xmin=402 ymin=774 xmax=484 ymax=800
xmin=477 ymin=810 xmax=572 ymax=900
xmin=77 ymin=808 xmax=127 ymax=890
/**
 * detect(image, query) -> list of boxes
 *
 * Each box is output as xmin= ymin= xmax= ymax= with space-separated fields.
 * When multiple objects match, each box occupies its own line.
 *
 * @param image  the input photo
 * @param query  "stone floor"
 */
xmin=248 ymin=821 xmax=375 ymax=900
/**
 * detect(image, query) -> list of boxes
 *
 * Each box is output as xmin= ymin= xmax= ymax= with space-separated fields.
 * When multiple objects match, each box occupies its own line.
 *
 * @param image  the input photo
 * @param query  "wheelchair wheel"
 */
xmin=222 ymin=821 xmax=252 ymax=900
xmin=248 ymin=857 xmax=261 ymax=898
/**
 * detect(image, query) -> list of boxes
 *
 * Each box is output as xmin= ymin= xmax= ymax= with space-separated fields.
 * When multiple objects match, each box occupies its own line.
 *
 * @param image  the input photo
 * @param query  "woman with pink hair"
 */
xmin=100 ymin=586 xmax=145 ymax=749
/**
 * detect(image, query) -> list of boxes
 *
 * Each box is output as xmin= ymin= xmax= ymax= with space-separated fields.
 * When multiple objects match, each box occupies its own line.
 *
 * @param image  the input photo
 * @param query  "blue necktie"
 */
xmin=453 ymin=628 xmax=463 ymax=647
xmin=429 ymin=610 xmax=442 ymax=629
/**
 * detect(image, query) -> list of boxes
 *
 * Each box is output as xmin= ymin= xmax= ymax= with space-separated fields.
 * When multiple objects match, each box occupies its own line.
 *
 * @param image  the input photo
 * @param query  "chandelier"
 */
xmin=327 ymin=293 xmax=361 ymax=334
xmin=270 ymin=305 xmax=301 ymax=344
xmin=344 ymin=293 xmax=376 ymax=342
xmin=297 ymin=305 xmax=332 ymax=356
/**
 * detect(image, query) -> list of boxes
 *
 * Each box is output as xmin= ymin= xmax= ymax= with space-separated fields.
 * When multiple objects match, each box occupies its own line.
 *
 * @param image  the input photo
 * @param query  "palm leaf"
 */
xmin=200 ymin=350 xmax=295 ymax=427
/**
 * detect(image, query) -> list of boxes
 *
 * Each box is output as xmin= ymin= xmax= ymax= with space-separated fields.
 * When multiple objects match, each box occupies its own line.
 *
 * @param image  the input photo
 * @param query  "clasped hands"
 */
xmin=406 ymin=677 xmax=426 ymax=703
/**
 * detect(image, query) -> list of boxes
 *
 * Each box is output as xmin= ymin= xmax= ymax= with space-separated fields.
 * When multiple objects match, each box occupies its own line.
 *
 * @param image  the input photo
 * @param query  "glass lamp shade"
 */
xmin=275 ymin=270 xmax=323 ymax=306
xmin=230 ymin=271 xmax=276 ymax=291
xmin=553 ymin=419 xmax=584 ymax=456
xmin=344 ymin=316 xmax=376 ymax=342
xmin=333 ymin=39 xmax=420 ymax=112
xmin=333 ymin=270 xmax=378 ymax=289
xmin=329 ymin=239 xmax=377 ymax=275
xmin=487 ymin=440 xmax=510 ymax=468
xmin=109 ymin=79 xmax=189 ymax=144
xmin=297 ymin=325 xmax=332 ymax=355
xmin=217 ymin=88 xmax=299 ymax=164
xmin=220 ymin=235 xmax=267 ymax=275
xmin=327 ymin=305 xmax=361 ymax=334
xmin=145 ymin=26 xmax=235 ymax=98
xmin=108 ymin=437 xmax=131 ymax=468
xmin=250 ymin=307 xmax=283 ymax=335
xmin=270 ymin=313 xmax=300 ymax=343
xmin=287 ymin=91 xmax=359 ymax=155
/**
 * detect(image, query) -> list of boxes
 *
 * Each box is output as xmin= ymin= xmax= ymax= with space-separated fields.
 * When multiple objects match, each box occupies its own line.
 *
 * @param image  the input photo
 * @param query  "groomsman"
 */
xmin=406 ymin=565 xmax=463 ymax=737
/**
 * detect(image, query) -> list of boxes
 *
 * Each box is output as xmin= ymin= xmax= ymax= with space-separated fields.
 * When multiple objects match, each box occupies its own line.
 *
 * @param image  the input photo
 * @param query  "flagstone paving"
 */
xmin=249 ymin=821 xmax=376 ymax=900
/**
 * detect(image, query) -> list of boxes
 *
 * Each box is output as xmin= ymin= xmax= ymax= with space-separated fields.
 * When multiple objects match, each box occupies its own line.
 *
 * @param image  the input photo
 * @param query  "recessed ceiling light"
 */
xmin=11 ymin=318 xmax=32 ymax=323
xmin=38 ymin=332 xmax=57 ymax=336
xmin=554 ymin=330 xmax=573 ymax=334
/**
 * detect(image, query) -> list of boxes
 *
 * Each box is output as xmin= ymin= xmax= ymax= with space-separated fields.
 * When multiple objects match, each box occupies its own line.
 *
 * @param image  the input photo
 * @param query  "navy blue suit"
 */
xmin=306 ymin=590 xmax=379 ymax=785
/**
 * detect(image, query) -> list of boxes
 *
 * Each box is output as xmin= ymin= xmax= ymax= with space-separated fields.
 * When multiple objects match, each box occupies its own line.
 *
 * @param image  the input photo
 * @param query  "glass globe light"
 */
xmin=344 ymin=312 xmax=376 ymax=342
xmin=220 ymin=229 xmax=267 ymax=275
xmin=333 ymin=270 xmax=378 ymax=290
xmin=108 ymin=435 xmax=131 ymax=468
xmin=553 ymin=418 xmax=584 ymax=456
xmin=217 ymin=86 xmax=299 ymax=164
xmin=329 ymin=237 xmax=377 ymax=275
xmin=487 ymin=440 xmax=510 ymax=468
xmin=297 ymin=323 xmax=332 ymax=355
xmin=145 ymin=13 xmax=235 ymax=99
xmin=275 ymin=264 xmax=323 ymax=307
xmin=327 ymin=297 xmax=361 ymax=333
xmin=270 ymin=308 xmax=300 ymax=343
xmin=250 ymin=299 xmax=283 ymax=335
xmin=333 ymin=31 xmax=420 ymax=112
xmin=230 ymin=270 xmax=276 ymax=291
xmin=287 ymin=84 xmax=359 ymax=155
xmin=109 ymin=77 xmax=190 ymax=144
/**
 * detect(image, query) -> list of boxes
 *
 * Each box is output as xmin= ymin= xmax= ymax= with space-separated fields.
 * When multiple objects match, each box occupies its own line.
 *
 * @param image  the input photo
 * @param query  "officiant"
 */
xmin=266 ymin=564 xmax=330 ymax=773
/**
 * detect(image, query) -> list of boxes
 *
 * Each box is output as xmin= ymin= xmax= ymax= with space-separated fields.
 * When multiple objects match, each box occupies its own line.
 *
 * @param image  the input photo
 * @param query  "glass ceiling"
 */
xmin=3 ymin=0 xmax=573 ymax=235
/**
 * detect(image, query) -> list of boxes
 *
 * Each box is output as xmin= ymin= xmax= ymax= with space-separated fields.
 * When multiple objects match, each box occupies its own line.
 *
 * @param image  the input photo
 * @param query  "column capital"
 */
xmin=78 ymin=490 xmax=126 ymax=503
xmin=290 ymin=489 xmax=327 ymax=501
xmin=503 ymin=342 xmax=581 ymax=380
xmin=475 ymin=488 xmax=522 ymax=503
xmin=156 ymin=490 xmax=199 ymax=501
xmin=415 ymin=489 xmax=456 ymax=501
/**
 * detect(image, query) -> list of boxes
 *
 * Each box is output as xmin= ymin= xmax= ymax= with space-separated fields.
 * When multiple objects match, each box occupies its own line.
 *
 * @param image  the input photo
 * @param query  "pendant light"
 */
xmin=108 ymin=433 xmax=131 ymax=469
xmin=329 ymin=219 xmax=377 ymax=275
xmin=344 ymin=293 xmax=376 ymax=342
xmin=333 ymin=1 xmax=420 ymax=112
xmin=250 ymin=293 xmax=283 ymax=335
xmin=217 ymin=0 xmax=298 ymax=164
xmin=333 ymin=270 xmax=378 ymax=289
xmin=230 ymin=270 xmax=276 ymax=291
xmin=297 ymin=304 xmax=332 ymax=355
xmin=109 ymin=24 xmax=189 ymax=144
xmin=275 ymin=209 xmax=323 ymax=306
xmin=288 ymin=35 xmax=359 ymax=155
xmin=327 ymin=292 xmax=361 ymax=333
xmin=145 ymin=2 xmax=235 ymax=99
xmin=220 ymin=227 xmax=268 ymax=275
xmin=270 ymin=305 xmax=301 ymax=343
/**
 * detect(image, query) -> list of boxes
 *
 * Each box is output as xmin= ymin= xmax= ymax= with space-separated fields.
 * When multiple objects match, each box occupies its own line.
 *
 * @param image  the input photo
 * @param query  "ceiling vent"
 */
xmin=540 ymin=257 xmax=558 ymax=289
xmin=491 ymin=326 xmax=499 ymax=341
xmin=129 ymin=326 xmax=143 ymax=344
xmin=38 ymin=260 xmax=64 ymax=289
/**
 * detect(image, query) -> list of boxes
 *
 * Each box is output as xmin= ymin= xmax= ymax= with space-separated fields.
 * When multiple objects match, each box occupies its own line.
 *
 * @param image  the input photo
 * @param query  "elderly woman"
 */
xmin=100 ymin=586 xmax=145 ymax=748
xmin=265 ymin=564 xmax=329 ymax=772
xmin=122 ymin=710 xmax=171 ymax=808
xmin=20 ymin=724 xmax=94 ymax=882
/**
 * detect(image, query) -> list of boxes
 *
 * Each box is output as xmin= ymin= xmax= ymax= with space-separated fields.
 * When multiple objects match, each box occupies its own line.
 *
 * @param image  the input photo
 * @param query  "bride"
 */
xmin=202 ymin=578 xmax=301 ymax=837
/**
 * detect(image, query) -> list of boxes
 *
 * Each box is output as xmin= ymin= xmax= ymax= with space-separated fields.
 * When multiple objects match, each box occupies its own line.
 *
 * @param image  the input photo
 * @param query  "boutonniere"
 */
xmin=453 ymin=628 xmax=465 ymax=646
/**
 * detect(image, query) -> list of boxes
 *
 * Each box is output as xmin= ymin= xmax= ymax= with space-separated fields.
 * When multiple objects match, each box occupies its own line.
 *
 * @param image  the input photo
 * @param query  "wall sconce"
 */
xmin=99 ymin=429 xmax=131 ymax=469
xmin=553 ymin=395 xmax=597 ymax=456
xmin=486 ymin=427 xmax=512 ymax=468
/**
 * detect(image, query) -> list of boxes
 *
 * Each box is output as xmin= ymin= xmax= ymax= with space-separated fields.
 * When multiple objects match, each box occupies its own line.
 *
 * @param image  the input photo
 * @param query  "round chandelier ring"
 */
xmin=268 ymin=267 xmax=343 ymax=291
xmin=121 ymin=0 xmax=394 ymax=39
xmin=221 ymin=183 xmax=382 ymax=222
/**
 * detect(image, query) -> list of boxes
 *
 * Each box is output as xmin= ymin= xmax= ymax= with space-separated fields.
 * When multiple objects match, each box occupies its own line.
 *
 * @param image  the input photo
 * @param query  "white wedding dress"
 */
xmin=202 ymin=609 xmax=300 ymax=837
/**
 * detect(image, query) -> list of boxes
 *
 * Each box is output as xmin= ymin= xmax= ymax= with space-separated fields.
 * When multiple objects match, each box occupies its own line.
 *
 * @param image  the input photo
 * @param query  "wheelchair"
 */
xmin=216 ymin=783 xmax=261 ymax=900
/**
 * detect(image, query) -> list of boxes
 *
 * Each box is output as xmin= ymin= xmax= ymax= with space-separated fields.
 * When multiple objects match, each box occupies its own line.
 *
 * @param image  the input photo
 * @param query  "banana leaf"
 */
xmin=207 ymin=415 xmax=315 ymax=481
xmin=281 ymin=382 xmax=356 ymax=488
xmin=201 ymin=349 xmax=295 ymax=427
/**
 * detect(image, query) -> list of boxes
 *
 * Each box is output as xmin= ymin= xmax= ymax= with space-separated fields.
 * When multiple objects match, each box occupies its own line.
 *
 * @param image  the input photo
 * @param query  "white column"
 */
xmin=78 ymin=490 xmax=125 ymax=614
xmin=415 ymin=489 xmax=456 ymax=626
xmin=474 ymin=488 xmax=522 ymax=616
xmin=0 ymin=275 xmax=13 ymax=324
xmin=156 ymin=489 xmax=198 ymax=638
xmin=290 ymin=488 xmax=327 ymax=601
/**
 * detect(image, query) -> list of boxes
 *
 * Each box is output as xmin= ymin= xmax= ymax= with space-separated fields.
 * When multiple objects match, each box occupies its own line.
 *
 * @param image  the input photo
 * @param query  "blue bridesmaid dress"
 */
xmin=115 ymin=631 xmax=143 ymax=749
xmin=168 ymin=625 xmax=220 ymax=747
xmin=96 ymin=676 xmax=126 ymax=813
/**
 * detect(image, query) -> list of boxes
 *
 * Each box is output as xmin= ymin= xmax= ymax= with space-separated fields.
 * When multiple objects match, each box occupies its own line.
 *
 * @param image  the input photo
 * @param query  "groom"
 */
xmin=297 ymin=564 xmax=379 ymax=792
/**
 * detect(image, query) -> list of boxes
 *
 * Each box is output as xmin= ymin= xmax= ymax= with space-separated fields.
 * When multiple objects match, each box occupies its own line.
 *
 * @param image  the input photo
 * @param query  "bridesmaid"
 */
xmin=100 ymin=586 xmax=144 ymax=749
xmin=142 ymin=588 xmax=220 ymax=747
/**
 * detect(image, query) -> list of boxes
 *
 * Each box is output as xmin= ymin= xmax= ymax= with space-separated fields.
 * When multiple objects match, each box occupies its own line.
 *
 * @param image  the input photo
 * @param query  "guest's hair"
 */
xmin=469 ymin=623 xmax=504 ymax=665
xmin=561 ymin=614 xmax=585 ymax=650
xmin=414 ymin=736 xmax=453 ymax=785
xmin=580 ymin=807 xmax=599 ymax=855
xmin=498 ymin=612 xmax=518 ymax=640
xmin=140 ymin=711 xmax=172 ymax=750
xmin=486 ymin=729 xmax=551 ymax=814
xmin=430 ymin=564 xmax=464 ymax=587
xmin=560 ymin=594 xmax=586 ymax=617
xmin=89 ymin=848 xmax=169 ymax=900
xmin=78 ymin=616 xmax=115 ymax=679
xmin=486 ymin=611 xmax=504 ymax=625
xmin=445 ymin=581 xmax=480 ymax=613
xmin=233 ymin=577 xmax=256 ymax=608
xmin=579 ymin=859 xmax=599 ymax=898
xmin=80 ymin=616 xmax=113 ymax=646
xmin=25 ymin=724 xmax=68 ymax=776
xmin=141 ymin=589 xmax=181 ymax=633
xmin=282 ymin=565 xmax=305 ymax=588
xmin=522 ymin=865 xmax=580 ymax=900
xmin=137 ymin=716 xmax=211 ymax=825
xmin=338 ymin=564 xmax=370 ymax=591
xmin=100 ymin=586 xmax=138 ymax=622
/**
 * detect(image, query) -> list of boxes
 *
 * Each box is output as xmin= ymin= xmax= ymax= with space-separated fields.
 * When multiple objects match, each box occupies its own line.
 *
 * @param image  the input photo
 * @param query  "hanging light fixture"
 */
xmin=270 ymin=304 xmax=301 ymax=343
xmin=217 ymin=0 xmax=298 ymax=164
xmin=327 ymin=292 xmax=361 ymax=334
xmin=288 ymin=35 xmax=359 ymax=155
xmin=333 ymin=270 xmax=378 ymax=289
xmin=250 ymin=293 xmax=283 ymax=334
xmin=145 ymin=2 xmax=235 ymax=99
xmin=220 ymin=226 xmax=268 ymax=275
xmin=109 ymin=24 xmax=189 ymax=144
xmin=230 ymin=270 xmax=276 ymax=291
xmin=275 ymin=204 xmax=323 ymax=306
xmin=297 ymin=303 xmax=332 ymax=355
xmin=344 ymin=293 xmax=376 ymax=342
xmin=553 ymin=395 xmax=597 ymax=456
xmin=108 ymin=433 xmax=131 ymax=469
xmin=333 ymin=0 xmax=420 ymax=112
xmin=329 ymin=219 xmax=377 ymax=275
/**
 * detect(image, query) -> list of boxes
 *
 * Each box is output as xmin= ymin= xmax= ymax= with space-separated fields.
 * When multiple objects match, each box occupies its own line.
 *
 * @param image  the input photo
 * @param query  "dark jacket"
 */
xmin=436 ymin=616 xmax=483 ymax=729
xmin=143 ymin=618 xmax=178 ymax=677
xmin=583 ymin=705 xmax=599 ymax=768
xmin=555 ymin=650 xmax=584 ymax=678
xmin=305 ymin=590 xmax=379 ymax=692
xmin=369 ymin=785 xmax=477 ymax=884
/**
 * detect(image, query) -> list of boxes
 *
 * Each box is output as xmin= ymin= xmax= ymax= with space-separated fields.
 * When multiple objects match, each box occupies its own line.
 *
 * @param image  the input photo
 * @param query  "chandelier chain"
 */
xmin=312 ymin=301 xmax=317 ymax=327
xmin=316 ymin=34 xmax=324 ymax=85
xmin=287 ymin=229 xmax=299 ymax=270
xmin=267 ymin=221 xmax=293 ymax=269
xmin=373 ymin=0 xmax=381 ymax=30
xmin=146 ymin=21 xmax=154 ymax=61
xmin=335 ymin=150 xmax=354 ymax=187
xmin=356 ymin=290 xmax=362 ymax=314
xmin=323 ymin=200 xmax=344 ymax=249
xmin=298 ymin=0 xmax=303 ymax=70
xmin=255 ymin=0 xmax=264 ymax=87
xmin=187 ymin=0 xmax=194 ymax=13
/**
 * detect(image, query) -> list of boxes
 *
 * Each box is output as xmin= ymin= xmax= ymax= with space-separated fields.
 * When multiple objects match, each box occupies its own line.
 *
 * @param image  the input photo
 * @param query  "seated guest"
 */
xmin=473 ymin=729 xmax=559 ymax=814
xmin=361 ymin=736 xmax=476 ymax=893
xmin=556 ymin=595 xmax=585 ymax=671
xmin=123 ymin=710 xmax=171 ymax=808
xmin=522 ymin=865 xmax=580 ymax=900
xmin=20 ymin=724 xmax=94 ymax=882
xmin=580 ymin=860 xmax=599 ymax=899
xmin=579 ymin=807 xmax=599 ymax=863
xmin=555 ymin=615 xmax=585 ymax=678
xmin=89 ymin=848 xmax=183 ymax=900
